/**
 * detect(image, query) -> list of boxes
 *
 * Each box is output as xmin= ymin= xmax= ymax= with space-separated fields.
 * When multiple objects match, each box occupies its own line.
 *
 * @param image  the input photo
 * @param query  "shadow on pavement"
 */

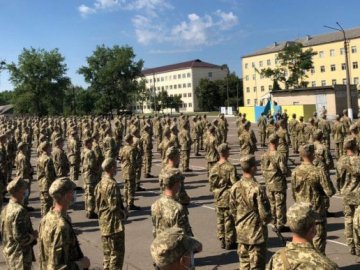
xmin=195 ymin=251 xmax=238 ymax=267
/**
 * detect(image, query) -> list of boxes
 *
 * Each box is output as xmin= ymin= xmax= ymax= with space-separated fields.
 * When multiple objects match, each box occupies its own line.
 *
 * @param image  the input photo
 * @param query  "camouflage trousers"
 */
xmin=180 ymin=150 xmax=190 ymax=171
xmin=344 ymin=203 xmax=357 ymax=251
xmin=267 ymin=190 xmax=286 ymax=228
xmin=290 ymin=135 xmax=298 ymax=152
xmin=237 ymin=242 xmax=266 ymax=270
xmin=4 ymin=250 xmax=32 ymax=270
xmin=0 ymin=183 xmax=3 ymax=211
xmin=259 ymin=132 xmax=266 ymax=146
xmin=70 ymin=164 xmax=80 ymax=181
xmin=135 ymin=160 xmax=142 ymax=188
xmin=84 ymin=183 xmax=96 ymax=214
xmin=353 ymin=205 xmax=360 ymax=255
xmin=335 ymin=142 xmax=343 ymax=159
xmin=102 ymin=231 xmax=125 ymax=270
xmin=216 ymin=207 xmax=236 ymax=244
xmin=124 ymin=178 xmax=136 ymax=206
xmin=278 ymin=151 xmax=289 ymax=168
xmin=143 ymin=151 xmax=152 ymax=175
xmin=313 ymin=221 xmax=327 ymax=254
xmin=192 ymin=137 xmax=200 ymax=155
xmin=40 ymin=191 xmax=52 ymax=217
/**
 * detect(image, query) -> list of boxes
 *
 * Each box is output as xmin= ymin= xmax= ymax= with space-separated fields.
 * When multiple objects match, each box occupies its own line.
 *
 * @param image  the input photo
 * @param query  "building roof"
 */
xmin=0 ymin=104 xmax=13 ymax=115
xmin=270 ymin=84 xmax=356 ymax=94
xmin=243 ymin=26 xmax=360 ymax=58
xmin=142 ymin=59 xmax=225 ymax=76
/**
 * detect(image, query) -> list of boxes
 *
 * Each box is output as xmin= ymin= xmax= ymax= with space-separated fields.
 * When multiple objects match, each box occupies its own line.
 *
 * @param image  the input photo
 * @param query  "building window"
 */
xmin=321 ymin=80 xmax=326 ymax=86
xmin=341 ymin=63 xmax=347 ymax=70
xmin=254 ymin=99 xmax=257 ymax=105
xmin=332 ymin=79 xmax=337 ymax=85
xmin=311 ymin=68 xmax=315 ymax=74
xmin=188 ymin=103 xmax=192 ymax=107
xmin=319 ymin=51 xmax=324 ymax=58
xmin=354 ymin=77 xmax=359 ymax=85
xmin=343 ymin=78 xmax=347 ymax=84
xmin=253 ymin=87 xmax=257 ymax=92
xmin=261 ymin=86 xmax=265 ymax=92
xmin=165 ymin=86 xmax=168 ymax=90
xmin=352 ymin=46 xmax=357 ymax=53
xmin=188 ymin=93 xmax=192 ymax=97
xmin=157 ymin=78 xmax=160 ymax=82
xmin=245 ymin=75 xmax=249 ymax=81
xmin=247 ymin=99 xmax=250 ymax=105
xmin=320 ymin=66 xmax=325 ymax=72
xmin=183 ymin=103 xmax=187 ymax=108
xmin=246 ymin=87 xmax=250 ymax=93
xmin=208 ymin=72 xmax=213 ymax=78
xmin=353 ymin=62 xmax=358 ymax=69
xmin=245 ymin=63 xmax=248 ymax=69
xmin=173 ymin=75 xmax=176 ymax=80
xmin=174 ymin=85 xmax=177 ymax=89
xmin=161 ymin=86 xmax=164 ymax=90
xmin=268 ymin=85 xmax=273 ymax=90
xmin=183 ymin=83 xmax=186 ymax=88
xmin=170 ymin=85 xmax=173 ymax=90
xmin=267 ymin=59 xmax=271 ymax=66
xmin=331 ymin=64 xmax=336 ymax=71
xmin=187 ymin=83 xmax=191 ymax=87
xmin=311 ymin=81 xmax=316 ymax=87
xmin=178 ymin=74 xmax=181 ymax=79
xmin=259 ymin=61 xmax=263 ymax=67
xmin=252 ymin=74 xmax=256 ymax=80
xmin=178 ymin=84 xmax=181 ymax=89
xmin=340 ymin=48 xmax=345 ymax=55
xmin=161 ymin=77 xmax=164 ymax=81
xmin=182 ymin=74 xmax=186 ymax=78
xmin=330 ymin=49 xmax=335 ymax=56
xmin=187 ymin=72 xmax=191 ymax=78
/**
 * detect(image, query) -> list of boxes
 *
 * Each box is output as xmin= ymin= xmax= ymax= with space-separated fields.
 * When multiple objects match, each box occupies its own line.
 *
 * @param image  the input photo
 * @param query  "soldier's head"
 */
xmin=343 ymin=109 xmax=348 ymax=116
xmin=54 ymin=136 xmax=64 ymax=149
xmin=170 ymin=125 xmax=178 ymax=135
xmin=299 ymin=116 xmax=304 ymax=122
xmin=163 ymin=127 xmax=171 ymax=138
xmin=350 ymin=124 xmax=358 ymax=135
xmin=208 ymin=126 xmax=216 ymax=135
xmin=287 ymin=202 xmax=318 ymax=242
xmin=102 ymin=158 xmax=117 ymax=177
xmin=336 ymin=114 xmax=340 ymax=121
xmin=0 ymin=133 xmax=7 ymax=144
xmin=49 ymin=177 xmax=77 ymax=208
xmin=7 ymin=177 xmax=28 ymax=203
xmin=151 ymin=226 xmax=202 ymax=270
xmin=165 ymin=147 xmax=180 ymax=168
xmin=269 ymin=118 xmax=274 ymax=125
xmin=279 ymin=119 xmax=287 ymax=128
xmin=162 ymin=168 xmax=183 ymax=195
xmin=299 ymin=144 xmax=315 ymax=162
xmin=124 ymin=134 xmax=133 ymax=145
xmin=313 ymin=111 xmax=317 ymax=117
xmin=40 ymin=141 xmax=51 ymax=155
xmin=217 ymin=143 xmax=230 ymax=159
xmin=343 ymin=137 xmax=357 ymax=154
xmin=243 ymin=121 xmax=251 ymax=130
xmin=313 ymin=129 xmax=323 ymax=141
xmin=84 ymin=137 xmax=93 ymax=149
xmin=239 ymin=155 xmax=257 ymax=176
xmin=292 ymin=113 xmax=296 ymax=119
xmin=92 ymin=131 xmax=99 ymax=141
xmin=268 ymin=134 xmax=279 ymax=149
xmin=17 ymin=141 xmax=28 ymax=152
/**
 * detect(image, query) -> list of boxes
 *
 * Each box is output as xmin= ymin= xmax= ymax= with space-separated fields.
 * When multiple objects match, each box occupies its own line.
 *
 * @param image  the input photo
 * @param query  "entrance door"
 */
xmin=316 ymin=94 xmax=327 ymax=115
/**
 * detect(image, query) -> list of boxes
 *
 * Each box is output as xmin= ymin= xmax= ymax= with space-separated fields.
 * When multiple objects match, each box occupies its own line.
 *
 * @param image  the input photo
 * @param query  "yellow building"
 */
xmin=242 ymin=27 xmax=360 ymax=106
xmin=138 ymin=59 xmax=229 ymax=113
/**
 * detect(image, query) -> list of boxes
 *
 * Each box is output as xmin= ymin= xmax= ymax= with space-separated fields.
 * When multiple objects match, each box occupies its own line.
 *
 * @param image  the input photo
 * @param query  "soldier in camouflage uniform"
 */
xmin=209 ymin=143 xmax=237 ymax=249
xmin=192 ymin=117 xmax=201 ymax=156
xmin=95 ymin=158 xmax=127 ymax=270
xmin=276 ymin=119 xmax=290 ymax=166
xmin=218 ymin=114 xmax=228 ymax=143
xmin=205 ymin=126 xmax=220 ymax=178
xmin=266 ymin=203 xmax=339 ymax=270
xmin=266 ymin=118 xmax=276 ymax=140
xmin=305 ymin=118 xmax=317 ymax=143
xmin=37 ymin=142 xmax=57 ymax=216
xmin=336 ymin=137 xmax=360 ymax=255
xmin=1 ymin=177 xmax=38 ymax=270
xmin=261 ymin=134 xmax=288 ymax=231
xmin=141 ymin=124 xmax=154 ymax=179
xmin=81 ymin=137 xmax=98 ymax=219
xmin=119 ymin=134 xmax=140 ymax=210
xmin=151 ymin=168 xmax=193 ymax=238
xmin=178 ymin=120 xmax=192 ymax=172
xmin=288 ymin=113 xmax=299 ymax=153
xmin=296 ymin=116 xmax=306 ymax=146
xmin=154 ymin=116 xmax=163 ymax=151
xmin=344 ymin=124 xmax=360 ymax=153
xmin=131 ymin=128 xmax=145 ymax=191
xmin=230 ymin=155 xmax=272 ymax=270
xmin=103 ymin=128 xmax=117 ymax=159
xmin=0 ymin=133 xmax=9 ymax=204
xmin=67 ymin=129 xmax=81 ymax=182
xmin=257 ymin=113 xmax=267 ymax=147
xmin=52 ymin=136 xmax=70 ymax=178
xmin=291 ymin=144 xmax=336 ymax=254
xmin=150 ymin=227 xmax=202 ymax=270
xmin=332 ymin=115 xmax=346 ymax=159
xmin=39 ymin=177 xmax=90 ymax=270
xmin=341 ymin=109 xmax=352 ymax=134
xmin=318 ymin=113 xmax=331 ymax=150
xmin=239 ymin=121 xmax=257 ymax=158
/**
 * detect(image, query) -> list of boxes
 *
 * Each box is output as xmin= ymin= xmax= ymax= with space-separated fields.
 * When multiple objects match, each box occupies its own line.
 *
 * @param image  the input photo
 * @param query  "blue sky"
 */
xmin=0 ymin=0 xmax=359 ymax=91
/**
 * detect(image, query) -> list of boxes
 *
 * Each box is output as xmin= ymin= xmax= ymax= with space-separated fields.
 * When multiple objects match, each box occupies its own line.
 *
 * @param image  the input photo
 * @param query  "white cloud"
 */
xmin=216 ymin=10 xmax=239 ymax=30
xmin=78 ymin=4 xmax=96 ymax=17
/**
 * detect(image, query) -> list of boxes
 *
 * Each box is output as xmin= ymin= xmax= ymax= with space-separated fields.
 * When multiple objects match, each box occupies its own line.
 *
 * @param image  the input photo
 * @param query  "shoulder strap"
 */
xmin=279 ymin=248 xmax=292 ymax=270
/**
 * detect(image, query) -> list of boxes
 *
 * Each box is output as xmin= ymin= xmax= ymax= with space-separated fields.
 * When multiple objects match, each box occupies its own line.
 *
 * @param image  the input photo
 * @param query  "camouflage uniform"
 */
xmin=95 ymin=173 xmax=126 ymax=270
xmin=67 ymin=133 xmax=81 ymax=182
xmin=205 ymin=130 xmax=220 ymax=176
xmin=332 ymin=118 xmax=346 ymax=159
xmin=103 ymin=133 xmax=117 ymax=159
xmin=192 ymin=118 xmax=201 ymax=155
xmin=141 ymin=126 xmax=153 ymax=177
xmin=1 ymin=200 xmax=36 ymax=270
xmin=209 ymin=159 xmax=237 ymax=247
xmin=178 ymin=124 xmax=192 ymax=171
xmin=52 ymin=144 xmax=70 ymax=178
xmin=92 ymin=134 xmax=104 ymax=182
xmin=276 ymin=126 xmax=290 ymax=165
xmin=218 ymin=116 xmax=228 ymax=143
xmin=230 ymin=174 xmax=272 ymax=270
xmin=288 ymin=116 xmax=299 ymax=153
xmin=81 ymin=146 xmax=98 ymax=216
xmin=239 ymin=123 xmax=257 ymax=157
xmin=318 ymin=116 xmax=331 ymax=150
xmin=296 ymin=117 xmax=306 ymax=146
xmin=15 ymin=144 xmax=33 ymax=206
xmin=257 ymin=115 xmax=267 ymax=146
xmin=119 ymin=141 xmax=136 ymax=207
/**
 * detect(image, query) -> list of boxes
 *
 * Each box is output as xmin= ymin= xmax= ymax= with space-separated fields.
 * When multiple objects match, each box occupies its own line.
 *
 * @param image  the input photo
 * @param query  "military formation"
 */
xmin=0 ymin=109 xmax=359 ymax=269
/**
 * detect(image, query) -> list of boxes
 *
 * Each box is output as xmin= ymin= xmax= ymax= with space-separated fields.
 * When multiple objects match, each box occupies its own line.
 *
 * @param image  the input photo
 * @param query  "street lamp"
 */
xmin=324 ymin=22 xmax=353 ymax=119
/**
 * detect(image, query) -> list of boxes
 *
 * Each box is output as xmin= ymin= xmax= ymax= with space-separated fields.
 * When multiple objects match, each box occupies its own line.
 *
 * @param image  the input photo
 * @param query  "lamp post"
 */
xmin=324 ymin=23 xmax=353 ymax=119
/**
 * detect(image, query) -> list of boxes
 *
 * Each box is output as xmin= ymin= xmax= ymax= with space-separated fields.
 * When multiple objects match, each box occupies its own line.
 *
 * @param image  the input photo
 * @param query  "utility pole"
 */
xmin=324 ymin=23 xmax=353 ymax=119
xmin=236 ymin=82 xmax=239 ymax=109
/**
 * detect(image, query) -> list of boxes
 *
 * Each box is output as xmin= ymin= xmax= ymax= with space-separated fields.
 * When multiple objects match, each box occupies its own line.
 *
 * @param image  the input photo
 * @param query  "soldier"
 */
xmin=158 ymin=127 xmax=173 ymax=164
xmin=209 ymin=143 xmax=237 ymax=250
xmin=239 ymin=121 xmax=257 ymax=158
xmin=169 ymin=125 xmax=180 ymax=148
xmin=37 ymin=142 xmax=57 ymax=216
xmin=305 ymin=118 xmax=317 ymax=143
xmin=119 ymin=134 xmax=140 ymax=210
xmin=178 ymin=121 xmax=192 ymax=172
xmin=14 ymin=142 xmax=34 ymax=209
xmin=230 ymin=155 xmax=272 ymax=270
xmin=67 ymin=129 xmax=81 ymax=182
xmin=205 ymin=126 xmax=220 ymax=178
xmin=191 ymin=117 xmax=201 ymax=156
xmin=0 ymin=177 xmax=37 ymax=270
xmin=318 ymin=113 xmax=331 ymax=150
xmin=114 ymin=120 xmax=124 ymax=153
xmin=141 ymin=125 xmax=154 ymax=179
xmin=276 ymin=119 xmax=290 ymax=166
xmin=150 ymin=227 xmax=202 ymax=270
xmin=288 ymin=113 xmax=299 ymax=153
xmin=131 ymin=128 xmax=145 ymax=192
xmin=312 ymin=111 xmax=319 ymax=127
xmin=266 ymin=203 xmax=339 ymax=270
xmin=257 ymin=112 xmax=267 ymax=147
xmin=52 ymin=136 xmax=70 ymax=178
xmin=332 ymin=115 xmax=346 ymax=159
xmin=296 ymin=116 xmax=306 ymax=146
xmin=336 ymin=138 xmax=360 ymax=255
xmin=341 ymin=109 xmax=352 ymax=134
xmin=81 ymin=137 xmax=98 ymax=219
xmin=39 ymin=177 xmax=91 ymax=270
xmin=0 ymin=133 xmax=9 ymax=203
xmin=266 ymin=118 xmax=276 ymax=140
xmin=154 ymin=116 xmax=163 ymax=151
xmin=261 ymin=134 xmax=288 ymax=231
xmin=92 ymin=131 xmax=104 ymax=182
xmin=344 ymin=124 xmax=360 ymax=153
xmin=95 ymin=158 xmax=127 ymax=270
xmin=151 ymin=168 xmax=193 ymax=238
xmin=103 ymin=128 xmax=117 ymax=159
xmin=291 ymin=144 xmax=335 ymax=254
xmin=218 ymin=114 xmax=228 ymax=143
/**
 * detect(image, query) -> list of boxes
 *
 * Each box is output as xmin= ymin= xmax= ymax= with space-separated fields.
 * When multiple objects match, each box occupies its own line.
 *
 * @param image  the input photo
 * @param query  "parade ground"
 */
xmin=1 ymin=116 xmax=359 ymax=270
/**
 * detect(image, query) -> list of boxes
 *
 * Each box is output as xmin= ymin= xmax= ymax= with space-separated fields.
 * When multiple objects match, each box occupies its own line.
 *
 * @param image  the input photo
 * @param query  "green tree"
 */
xmin=260 ymin=42 xmax=316 ymax=89
xmin=0 ymin=91 xmax=14 ymax=105
xmin=195 ymin=79 xmax=221 ymax=111
xmin=7 ymin=48 xmax=70 ymax=115
xmin=78 ymin=45 xmax=144 ymax=114
xmin=63 ymin=85 xmax=96 ymax=115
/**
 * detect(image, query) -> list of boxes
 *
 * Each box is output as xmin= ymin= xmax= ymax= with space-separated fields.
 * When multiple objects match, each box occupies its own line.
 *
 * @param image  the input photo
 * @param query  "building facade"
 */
xmin=137 ymin=59 xmax=229 ymax=113
xmin=242 ymin=27 xmax=360 ymax=106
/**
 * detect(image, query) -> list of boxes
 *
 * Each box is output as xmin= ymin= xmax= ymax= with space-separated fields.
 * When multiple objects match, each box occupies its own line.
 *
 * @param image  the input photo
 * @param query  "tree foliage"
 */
xmin=78 ymin=45 xmax=144 ymax=114
xmin=260 ymin=42 xmax=317 ymax=89
xmin=7 ymin=48 xmax=70 ymax=115
xmin=156 ymin=90 xmax=182 ymax=112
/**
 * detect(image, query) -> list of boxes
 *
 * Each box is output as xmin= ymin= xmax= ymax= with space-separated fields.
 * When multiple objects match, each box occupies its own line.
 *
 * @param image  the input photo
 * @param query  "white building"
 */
xmin=136 ymin=59 xmax=229 ymax=113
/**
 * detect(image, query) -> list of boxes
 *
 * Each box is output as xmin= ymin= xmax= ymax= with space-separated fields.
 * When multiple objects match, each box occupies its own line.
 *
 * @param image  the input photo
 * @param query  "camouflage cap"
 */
xmin=313 ymin=129 xmax=323 ymax=140
xmin=54 ymin=136 xmax=64 ymax=144
xmin=124 ymin=134 xmax=133 ymax=143
xmin=150 ymin=227 xmax=202 ymax=268
xmin=343 ymin=109 xmax=348 ymax=114
xmin=17 ymin=141 xmax=27 ymax=149
xmin=208 ymin=126 xmax=216 ymax=133
xmin=49 ymin=177 xmax=77 ymax=198
xmin=217 ymin=143 xmax=230 ymax=153
xmin=162 ymin=168 xmax=184 ymax=188
xmin=287 ymin=202 xmax=319 ymax=236
xmin=343 ymin=136 xmax=357 ymax=150
xmin=299 ymin=144 xmax=314 ymax=156
xmin=239 ymin=155 xmax=256 ymax=171
xmin=70 ymin=129 xmax=78 ymax=135
xmin=313 ymin=111 xmax=317 ymax=116
xmin=7 ymin=177 xmax=28 ymax=195
xmin=268 ymin=134 xmax=279 ymax=144
xmin=39 ymin=141 xmax=50 ymax=152
xmin=165 ymin=146 xmax=180 ymax=159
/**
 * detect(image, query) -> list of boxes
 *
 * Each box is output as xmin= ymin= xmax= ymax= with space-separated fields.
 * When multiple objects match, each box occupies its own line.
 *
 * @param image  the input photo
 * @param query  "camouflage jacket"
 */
xmin=276 ymin=128 xmax=289 ymax=153
xmin=209 ymin=160 xmax=238 ymax=207
xmin=141 ymin=132 xmax=153 ymax=152
xmin=266 ymin=242 xmax=339 ymax=270
xmin=332 ymin=121 xmax=346 ymax=143
xmin=81 ymin=147 xmax=97 ymax=184
xmin=67 ymin=136 xmax=81 ymax=165
xmin=103 ymin=135 xmax=117 ymax=159
xmin=257 ymin=116 xmax=267 ymax=132
xmin=95 ymin=174 xmax=126 ymax=236
xmin=205 ymin=134 xmax=219 ymax=162
xmin=39 ymin=209 xmax=84 ymax=270
xmin=318 ymin=119 xmax=331 ymax=137
xmin=304 ymin=124 xmax=316 ymax=143
xmin=52 ymin=146 xmax=70 ymax=178
xmin=158 ymin=137 xmax=174 ymax=160
xmin=37 ymin=153 xmax=57 ymax=192
xmin=261 ymin=150 xmax=287 ymax=192
xmin=341 ymin=115 xmax=352 ymax=133
xmin=1 ymin=200 xmax=35 ymax=269
xmin=15 ymin=151 xmax=33 ymax=179
xmin=230 ymin=176 xmax=272 ymax=245
xmin=266 ymin=124 xmax=276 ymax=138
xmin=288 ymin=119 xmax=299 ymax=136
xmin=296 ymin=122 xmax=306 ymax=144
xmin=313 ymin=141 xmax=332 ymax=171
xmin=239 ymin=130 xmax=257 ymax=155
xmin=92 ymin=141 xmax=104 ymax=173
xmin=119 ymin=144 xmax=136 ymax=179
xmin=151 ymin=195 xmax=193 ymax=238
xmin=178 ymin=129 xmax=192 ymax=150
